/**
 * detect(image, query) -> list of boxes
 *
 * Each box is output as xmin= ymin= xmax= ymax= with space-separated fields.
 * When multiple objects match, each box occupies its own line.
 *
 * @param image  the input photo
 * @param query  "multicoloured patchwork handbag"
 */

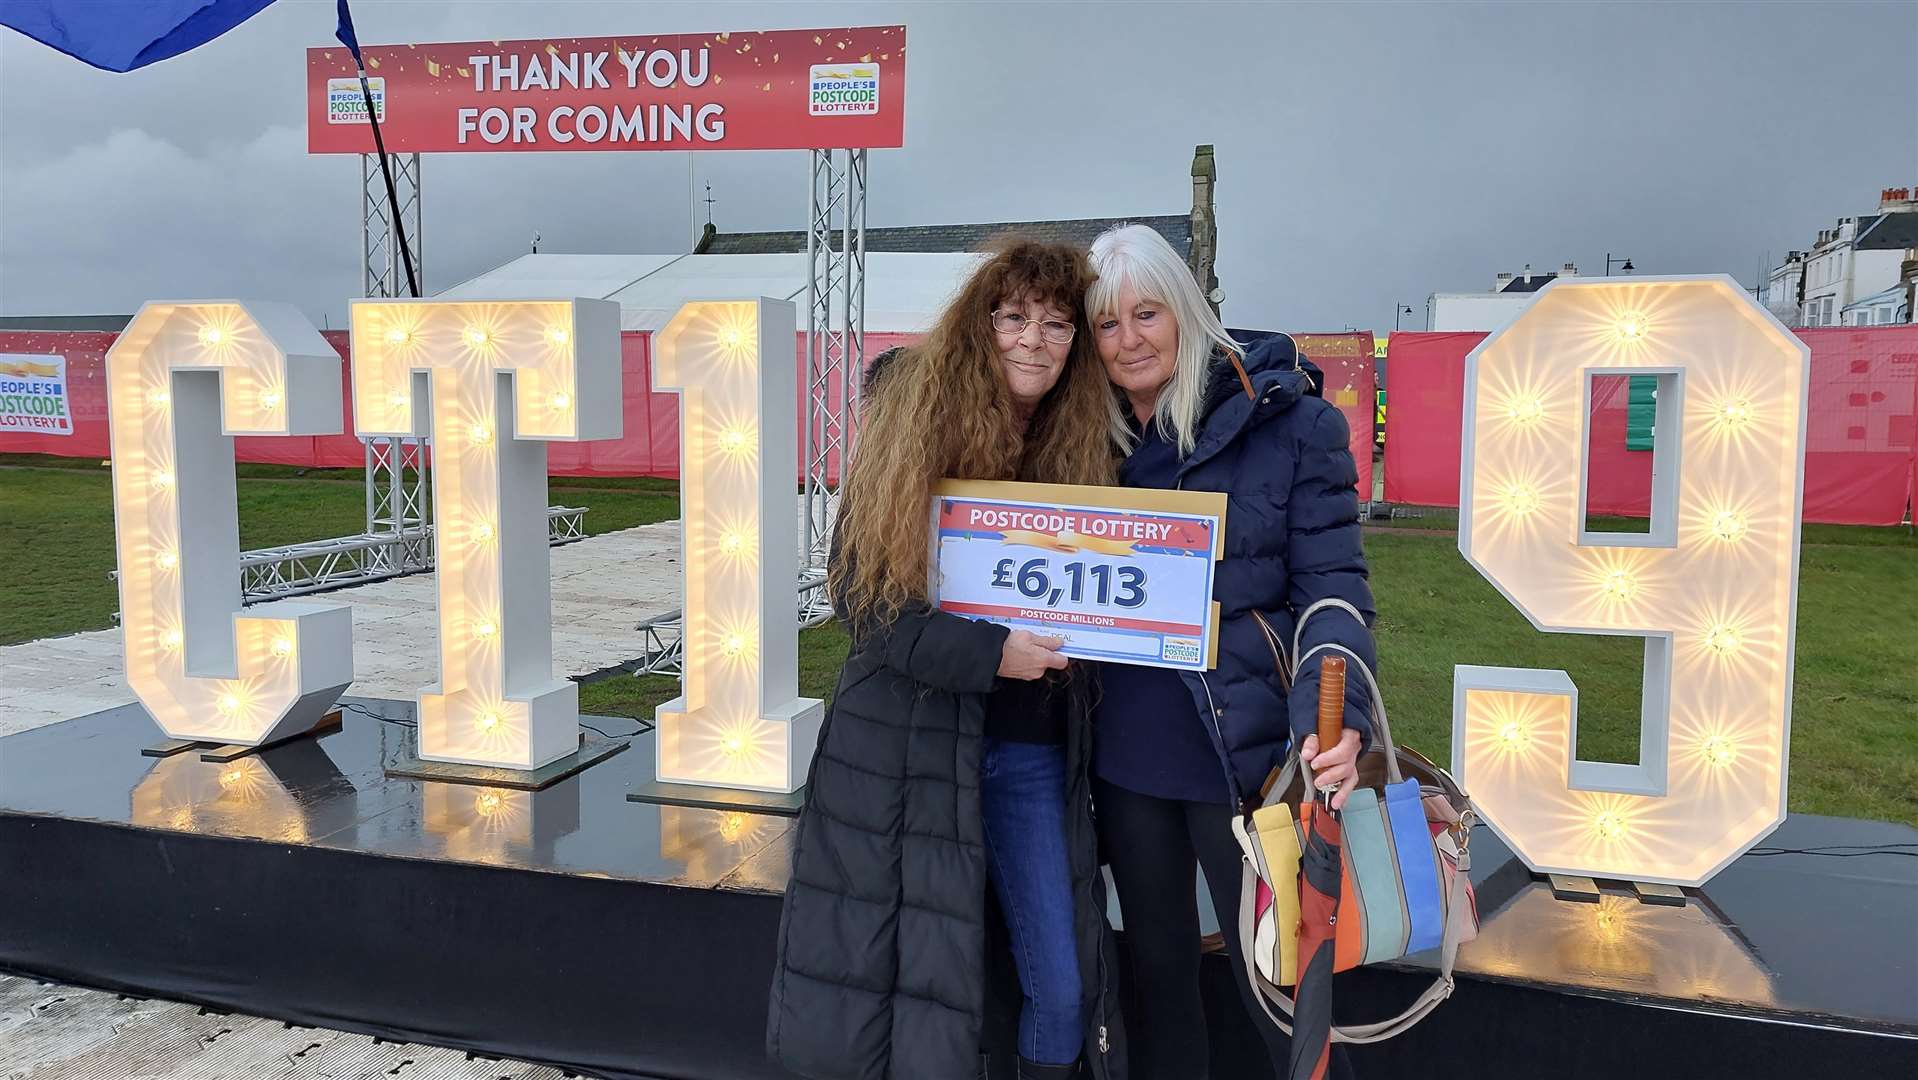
xmin=1231 ymin=598 xmax=1480 ymax=1043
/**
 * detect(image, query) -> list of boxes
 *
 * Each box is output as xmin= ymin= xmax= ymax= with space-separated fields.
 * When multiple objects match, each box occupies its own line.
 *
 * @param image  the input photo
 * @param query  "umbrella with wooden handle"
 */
xmin=1288 ymin=655 xmax=1348 ymax=1080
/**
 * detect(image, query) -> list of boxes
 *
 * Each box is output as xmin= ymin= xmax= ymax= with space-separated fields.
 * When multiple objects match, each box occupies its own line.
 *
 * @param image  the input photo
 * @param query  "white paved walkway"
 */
xmin=0 ymin=521 xmax=687 ymax=740
xmin=0 ymin=973 xmax=571 ymax=1080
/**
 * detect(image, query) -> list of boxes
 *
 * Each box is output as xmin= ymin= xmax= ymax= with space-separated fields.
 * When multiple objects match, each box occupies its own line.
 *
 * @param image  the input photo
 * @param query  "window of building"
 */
xmin=1823 ymin=297 xmax=1835 ymax=324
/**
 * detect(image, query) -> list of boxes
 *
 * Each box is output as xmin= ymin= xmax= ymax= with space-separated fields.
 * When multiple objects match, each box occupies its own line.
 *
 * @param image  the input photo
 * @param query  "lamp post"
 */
xmin=1606 ymin=253 xmax=1636 ymax=276
xmin=1395 ymin=304 xmax=1415 ymax=331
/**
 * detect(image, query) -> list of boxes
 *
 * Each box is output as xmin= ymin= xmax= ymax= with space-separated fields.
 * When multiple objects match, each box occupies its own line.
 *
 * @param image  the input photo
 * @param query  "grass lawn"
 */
xmin=3 ymin=454 xmax=1912 ymax=824
xmin=0 ymin=456 xmax=680 ymax=646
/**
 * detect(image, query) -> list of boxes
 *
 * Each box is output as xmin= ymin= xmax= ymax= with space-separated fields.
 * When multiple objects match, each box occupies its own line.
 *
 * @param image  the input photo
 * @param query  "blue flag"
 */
xmin=334 ymin=0 xmax=363 ymax=67
xmin=0 ymin=0 xmax=280 ymax=73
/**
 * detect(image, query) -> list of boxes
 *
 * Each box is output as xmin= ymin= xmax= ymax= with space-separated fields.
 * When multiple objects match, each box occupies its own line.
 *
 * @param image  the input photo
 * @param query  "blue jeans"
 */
xmin=980 ymin=737 xmax=1084 ymax=1065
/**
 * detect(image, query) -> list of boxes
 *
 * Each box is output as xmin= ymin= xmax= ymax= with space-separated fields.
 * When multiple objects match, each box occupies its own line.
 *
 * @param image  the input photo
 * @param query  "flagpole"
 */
xmin=355 ymin=64 xmax=420 ymax=299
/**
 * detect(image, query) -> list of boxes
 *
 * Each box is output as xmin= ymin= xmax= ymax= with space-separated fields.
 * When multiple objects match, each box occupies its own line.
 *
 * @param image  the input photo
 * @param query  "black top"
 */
xmin=985 ymin=669 xmax=1069 ymax=745
xmin=1090 ymin=416 xmax=1233 ymax=802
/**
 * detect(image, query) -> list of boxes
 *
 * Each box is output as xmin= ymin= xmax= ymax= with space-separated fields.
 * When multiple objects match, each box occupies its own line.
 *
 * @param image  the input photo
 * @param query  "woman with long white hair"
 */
xmin=1085 ymin=223 xmax=1374 ymax=1078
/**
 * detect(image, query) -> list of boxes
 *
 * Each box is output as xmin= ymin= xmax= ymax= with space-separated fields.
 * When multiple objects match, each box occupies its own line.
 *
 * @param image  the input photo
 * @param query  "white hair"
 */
xmin=1086 ymin=223 xmax=1242 ymax=457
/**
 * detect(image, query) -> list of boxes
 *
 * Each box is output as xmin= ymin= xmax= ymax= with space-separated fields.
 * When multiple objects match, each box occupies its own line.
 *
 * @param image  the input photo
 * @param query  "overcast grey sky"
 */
xmin=2 ymin=0 xmax=1913 ymax=332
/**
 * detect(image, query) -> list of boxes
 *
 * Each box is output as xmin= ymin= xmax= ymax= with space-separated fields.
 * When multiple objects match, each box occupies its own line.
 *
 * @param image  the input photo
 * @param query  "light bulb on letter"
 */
xmin=1601 ymin=569 xmax=1637 ymax=602
xmin=476 ymin=711 xmax=502 ymax=733
xmin=1703 ymin=623 xmax=1741 ymax=656
xmin=198 ymin=326 xmax=225 ymax=347
xmin=468 ymin=422 xmax=493 ymax=446
xmin=1506 ymin=397 xmax=1545 ymax=425
xmin=156 ymin=550 xmax=179 ymax=571
xmin=270 ymin=637 xmax=294 ymax=659
xmin=464 ymin=326 xmax=491 ymax=348
xmin=546 ymin=326 xmax=570 ymax=345
xmin=1700 ymin=735 xmax=1736 ymax=768
xmin=716 ymin=425 xmax=750 ymax=457
xmin=385 ymin=327 xmax=412 ymax=346
xmin=1709 ymin=511 xmax=1747 ymax=543
xmin=259 ymin=390 xmax=282 ymax=410
xmin=473 ymin=618 xmax=498 ymax=641
xmin=549 ymin=392 xmax=571 ymax=411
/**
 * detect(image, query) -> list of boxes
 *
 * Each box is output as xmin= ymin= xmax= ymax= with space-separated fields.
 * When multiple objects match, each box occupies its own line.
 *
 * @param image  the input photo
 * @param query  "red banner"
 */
xmin=1291 ymin=332 xmax=1377 ymax=500
xmin=306 ymin=26 xmax=905 ymax=154
xmin=1381 ymin=327 xmax=1918 ymax=526
xmin=0 ymin=330 xmax=921 ymax=482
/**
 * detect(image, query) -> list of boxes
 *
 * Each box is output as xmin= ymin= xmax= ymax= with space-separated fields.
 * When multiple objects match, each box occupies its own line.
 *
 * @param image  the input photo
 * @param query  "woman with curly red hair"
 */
xmin=769 ymin=240 xmax=1126 ymax=1080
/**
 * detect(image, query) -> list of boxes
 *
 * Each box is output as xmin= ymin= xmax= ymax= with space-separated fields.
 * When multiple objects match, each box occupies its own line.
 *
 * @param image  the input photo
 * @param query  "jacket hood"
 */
xmin=1200 ymin=335 xmax=1317 ymax=422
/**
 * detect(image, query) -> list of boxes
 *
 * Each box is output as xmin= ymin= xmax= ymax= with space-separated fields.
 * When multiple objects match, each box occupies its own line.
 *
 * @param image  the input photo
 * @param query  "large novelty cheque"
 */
xmin=930 ymin=481 xmax=1227 ymax=670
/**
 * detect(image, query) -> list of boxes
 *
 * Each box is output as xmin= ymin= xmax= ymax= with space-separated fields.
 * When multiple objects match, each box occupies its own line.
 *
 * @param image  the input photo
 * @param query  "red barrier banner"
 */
xmin=306 ymin=26 xmax=905 ymax=154
xmin=0 ymin=330 xmax=922 ymax=483
xmin=1382 ymin=326 xmax=1918 ymax=526
xmin=1292 ymin=332 xmax=1377 ymax=500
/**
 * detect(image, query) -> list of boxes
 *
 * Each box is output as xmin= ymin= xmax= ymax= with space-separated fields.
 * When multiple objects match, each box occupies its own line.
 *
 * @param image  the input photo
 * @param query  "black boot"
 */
xmin=1016 ymin=1057 xmax=1080 ymax=1080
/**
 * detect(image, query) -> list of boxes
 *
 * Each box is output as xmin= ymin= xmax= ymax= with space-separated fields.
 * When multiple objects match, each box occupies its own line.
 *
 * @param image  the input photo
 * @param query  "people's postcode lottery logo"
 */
xmin=327 ymin=77 xmax=386 ymax=124
xmin=808 ymin=65 xmax=879 ymax=116
xmin=0 ymin=355 xmax=73 ymax=436
xmin=1161 ymin=637 xmax=1202 ymax=665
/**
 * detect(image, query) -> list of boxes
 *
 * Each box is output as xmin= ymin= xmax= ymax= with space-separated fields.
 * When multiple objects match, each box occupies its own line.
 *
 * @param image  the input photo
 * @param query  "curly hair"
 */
xmin=832 ymin=240 xmax=1117 ymax=628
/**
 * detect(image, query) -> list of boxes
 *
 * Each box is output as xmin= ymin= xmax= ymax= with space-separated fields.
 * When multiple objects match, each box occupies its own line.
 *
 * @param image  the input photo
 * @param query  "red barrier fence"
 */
xmin=10 ymin=326 xmax=1911 ymax=525
xmin=1382 ymin=327 xmax=1918 ymax=526
xmin=0 ymin=329 xmax=918 ymax=480
xmin=1291 ymin=332 xmax=1376 ymax=500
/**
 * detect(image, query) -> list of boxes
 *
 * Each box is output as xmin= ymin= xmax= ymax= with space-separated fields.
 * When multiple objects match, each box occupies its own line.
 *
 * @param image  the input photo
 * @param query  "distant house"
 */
xmin=1767 ymin=186 xmax=1916 ymax=327
xmin=1425 ymin=262 xmax=1581 ymax=333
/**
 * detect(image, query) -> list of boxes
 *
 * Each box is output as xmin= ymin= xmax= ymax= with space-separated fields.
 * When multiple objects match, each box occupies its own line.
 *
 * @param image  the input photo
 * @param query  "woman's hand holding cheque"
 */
xmin=998 ymin=629 xmax=1069 ymax=680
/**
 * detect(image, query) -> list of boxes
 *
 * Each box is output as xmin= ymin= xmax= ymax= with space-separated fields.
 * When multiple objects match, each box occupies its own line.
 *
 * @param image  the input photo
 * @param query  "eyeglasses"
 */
xmin=991 ymin=309 xmax=1077 ymax=344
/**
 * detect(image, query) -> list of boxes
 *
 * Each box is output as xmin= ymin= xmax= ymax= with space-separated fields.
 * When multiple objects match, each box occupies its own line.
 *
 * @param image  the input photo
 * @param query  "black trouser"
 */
xmin=1096 ymin=778 xmax=1354 ymax=1080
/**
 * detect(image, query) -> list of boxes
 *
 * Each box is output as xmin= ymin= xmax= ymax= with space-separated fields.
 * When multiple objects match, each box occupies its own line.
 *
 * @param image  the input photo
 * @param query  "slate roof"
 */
xmin=1855 ymin=212 xmax=1918 ymax=251
xmin=702 ymin=214 xmax=1192 ymax=258
xmin=0 ymin=314 xmax=133 ymax=331
xmin=1498 ymin=274 xmax=1556 ymax=294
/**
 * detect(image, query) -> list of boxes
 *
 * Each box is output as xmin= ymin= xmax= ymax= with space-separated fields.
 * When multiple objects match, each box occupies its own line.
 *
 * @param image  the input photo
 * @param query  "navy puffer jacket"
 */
xmin=1168 ymin=336 xmax=1378 ymax=800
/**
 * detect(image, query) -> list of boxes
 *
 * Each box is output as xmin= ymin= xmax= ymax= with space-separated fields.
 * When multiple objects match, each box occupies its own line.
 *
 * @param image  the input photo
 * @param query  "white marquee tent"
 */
xmin=436 ymin=251 xmax=988 ymax=333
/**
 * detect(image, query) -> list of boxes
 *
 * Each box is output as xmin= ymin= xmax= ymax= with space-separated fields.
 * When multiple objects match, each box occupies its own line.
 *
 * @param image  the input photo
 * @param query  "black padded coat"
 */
xmin=766 ymin=599 xmax=1126 ymax=1079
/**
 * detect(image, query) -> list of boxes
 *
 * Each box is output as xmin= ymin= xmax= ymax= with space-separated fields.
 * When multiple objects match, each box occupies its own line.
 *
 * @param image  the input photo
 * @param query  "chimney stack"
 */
xmin=1188 ymin=144 xmax=1220 ymax=314
xmin=1882 ymin=186 xmax=1915 ymax=212
xmin=1495 ymin=272 xmax=1514 ymax=292
xmin=1561 ymin=262 xmax=1578 ymax=278
xmin=1522 ymin=263 xmax=1533 ymax=283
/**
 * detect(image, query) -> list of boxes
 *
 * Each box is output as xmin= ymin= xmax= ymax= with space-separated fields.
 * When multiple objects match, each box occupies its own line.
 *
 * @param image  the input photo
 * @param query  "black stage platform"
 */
xmin=1 ymin=699 xmax=1913 ymax=1079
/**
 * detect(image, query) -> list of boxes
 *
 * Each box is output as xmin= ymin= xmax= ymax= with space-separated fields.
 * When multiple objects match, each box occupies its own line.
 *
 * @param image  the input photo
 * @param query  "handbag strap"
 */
xmin=1233 ymin=815 xmax=1468 ymax=1044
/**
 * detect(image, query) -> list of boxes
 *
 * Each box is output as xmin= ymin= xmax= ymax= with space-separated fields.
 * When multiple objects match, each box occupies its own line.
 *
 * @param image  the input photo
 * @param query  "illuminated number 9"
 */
xmin=349 ymin=298 xmax=623 ymax=770
xmin=108 ymin=302 xmax=354 ymax=745
xmin=1452 ymin=277 xmax=1808 ymax=887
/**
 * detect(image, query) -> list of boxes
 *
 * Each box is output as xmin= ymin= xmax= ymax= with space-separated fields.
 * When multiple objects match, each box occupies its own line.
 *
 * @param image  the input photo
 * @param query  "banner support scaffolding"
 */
xmin=801 ymin=148 xmax=867 ymax=625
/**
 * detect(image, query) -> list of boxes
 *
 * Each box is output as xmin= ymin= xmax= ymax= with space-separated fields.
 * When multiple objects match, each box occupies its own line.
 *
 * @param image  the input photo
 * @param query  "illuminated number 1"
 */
xmin=1453 ymin=277 xmax=1807 ymax=886
xmin=651 ymin=299 xmax=823 ymax=792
